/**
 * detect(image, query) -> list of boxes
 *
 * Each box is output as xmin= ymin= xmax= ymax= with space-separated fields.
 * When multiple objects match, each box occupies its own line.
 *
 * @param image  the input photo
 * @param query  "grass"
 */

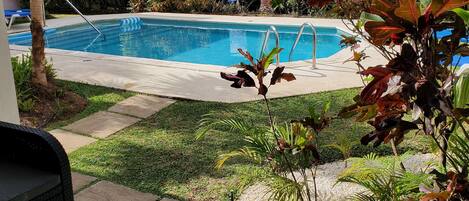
xmin=68 ymin=88 xmax=430 ymax=200
xmin=46 ymin=80 xmax=134 ymax=130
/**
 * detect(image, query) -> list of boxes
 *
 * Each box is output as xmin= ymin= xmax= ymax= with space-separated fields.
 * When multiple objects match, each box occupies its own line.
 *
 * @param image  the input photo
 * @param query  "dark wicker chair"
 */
xmin=0 ymin=121 xmax=73 ymax=201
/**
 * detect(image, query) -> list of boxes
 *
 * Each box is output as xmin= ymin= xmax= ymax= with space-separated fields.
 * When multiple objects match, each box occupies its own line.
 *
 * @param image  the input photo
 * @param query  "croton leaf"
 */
xmin=360 ymin=12 xmax=385 ymax=23
xmin=426 ymin=0 xmax=469 ymax=17
xmin=220 ymin=71 xmax=256 ymax=88
xmin=376 ymin=94 xmax=408 ymax=115
xmin=270 ymin=67 xmax=296 ymax=85
xmin=338 ymin=103 xmax=378 ymax=122
xmin=361 ymin=119 xmax=417 ymax=146
xmin=394 ymin=0 xmax=421 ymax=24
xmin=420 ymin=191 xmax=450 ymax=201
xmin=345 ymin=51 xmax=369 ymax=63
xmin=360 ymin=66 xmax=394 ymax=104
xmin=260 ymin=48 xmax=283 ymax=69
xmin=238 ymin=48 xmax=256 ymax=66
xmin=258 ymin=83 xmax=268 ymax=95
xmin=452 ymin=8 xmax=469 ymax=25
xmin=371 ymin=0 xmax=396 ymax=14
xmin=364 ymin=21 xmax=405 ymax=45
xmin=236 ymin=62 xmax=258 ymax=74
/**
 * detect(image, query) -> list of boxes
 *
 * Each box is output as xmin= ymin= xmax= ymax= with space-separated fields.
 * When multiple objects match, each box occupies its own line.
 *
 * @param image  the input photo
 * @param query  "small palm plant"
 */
xmin=325 ymin=125 xmax=360 ymax=167
xmin=197 ymin=48 xmax=332 ymax=201
xmin=338 ymin=153 xmax=433 ymax=201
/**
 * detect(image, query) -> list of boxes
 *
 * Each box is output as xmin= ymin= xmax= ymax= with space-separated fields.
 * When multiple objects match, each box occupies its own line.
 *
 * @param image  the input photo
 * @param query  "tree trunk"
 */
xmin=30 ymin=0 xmax=48 ymax=87
xmin=259 ymin=0 xmax=272 ymax=13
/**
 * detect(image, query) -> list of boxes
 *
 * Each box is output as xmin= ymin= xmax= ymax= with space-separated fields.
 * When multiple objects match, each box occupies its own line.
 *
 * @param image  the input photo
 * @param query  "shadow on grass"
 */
xmin=46 ymin=80 xmax=134 ymax=130
xmin=68 ymin=87 xmax=431 ymax=200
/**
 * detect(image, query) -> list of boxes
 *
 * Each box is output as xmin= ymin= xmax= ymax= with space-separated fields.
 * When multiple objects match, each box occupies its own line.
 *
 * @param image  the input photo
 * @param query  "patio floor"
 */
xmin=9 ymin=13 xmax=387 ymax=103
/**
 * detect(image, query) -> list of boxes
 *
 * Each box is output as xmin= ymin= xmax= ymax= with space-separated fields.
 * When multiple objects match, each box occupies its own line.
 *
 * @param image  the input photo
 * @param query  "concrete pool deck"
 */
xmin=9 ymin=13 xmax=387 ymax=103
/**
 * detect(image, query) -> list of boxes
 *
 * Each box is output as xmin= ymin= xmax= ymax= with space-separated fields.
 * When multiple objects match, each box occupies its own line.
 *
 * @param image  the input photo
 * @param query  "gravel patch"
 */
xmin=238 ymin=153 xmax=436 ymax=201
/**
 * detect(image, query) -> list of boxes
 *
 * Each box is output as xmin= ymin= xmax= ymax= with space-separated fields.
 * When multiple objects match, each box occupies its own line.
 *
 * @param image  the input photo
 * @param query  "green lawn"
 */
xmin=68 ymin=88 xmax=430 ymax=200
xmin=46 ymin=81 xmax=134 ymax=130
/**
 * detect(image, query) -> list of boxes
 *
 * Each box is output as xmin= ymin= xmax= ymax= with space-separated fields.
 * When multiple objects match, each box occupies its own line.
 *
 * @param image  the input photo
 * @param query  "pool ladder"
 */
xmin=65 ymin=0 xmax=105 ymax=39
xmin=259 ymin=23 xmax=317 ymax=69
xmin=259 ymin=26 xmax=281 ymax=66
xmin=289 ymin=23 xmax=317 ymax=69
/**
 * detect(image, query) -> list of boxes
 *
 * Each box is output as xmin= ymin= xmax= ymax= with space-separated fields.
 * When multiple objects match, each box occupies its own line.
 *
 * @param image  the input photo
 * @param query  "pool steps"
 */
xmin=289 ymin=23 xmax=318 ymax=69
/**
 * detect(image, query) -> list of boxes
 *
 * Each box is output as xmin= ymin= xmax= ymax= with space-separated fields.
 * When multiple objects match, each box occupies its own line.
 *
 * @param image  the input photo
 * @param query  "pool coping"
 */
xmin=9 ymin=13 xmax=384 ymax=103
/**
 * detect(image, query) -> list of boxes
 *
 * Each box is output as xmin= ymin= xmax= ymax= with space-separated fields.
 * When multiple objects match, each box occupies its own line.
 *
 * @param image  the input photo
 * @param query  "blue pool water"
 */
xmin=9 ymin=18 xmax=346 ymax=67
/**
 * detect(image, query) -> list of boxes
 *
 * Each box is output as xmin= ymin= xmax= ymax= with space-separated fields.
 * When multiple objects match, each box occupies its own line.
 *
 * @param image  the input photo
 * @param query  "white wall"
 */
xmin=3 ymin=0 xmax=20 ymax=10
xmin=0 ymin=3 xmax=20 ymax=124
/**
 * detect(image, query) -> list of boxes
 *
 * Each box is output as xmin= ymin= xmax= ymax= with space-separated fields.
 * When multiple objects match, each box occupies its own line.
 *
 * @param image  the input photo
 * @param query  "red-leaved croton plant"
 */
xmin=334 ymin=0 xmax=469 ymax=200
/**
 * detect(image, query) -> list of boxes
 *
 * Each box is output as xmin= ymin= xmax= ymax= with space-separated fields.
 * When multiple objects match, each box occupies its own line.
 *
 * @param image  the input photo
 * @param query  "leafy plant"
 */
xmin=338 ymin=153 xmax=433 ymax=201
xmin=198 ymin=48 xmax=335 ymax=201
xmin=325 ymin=0 xmax=469 ymax=199
xmin=130 ymin=0 xmax=147 ymax=12
xmin=454 ymin=68 xmax=469 ymax=108
xmin=325 ymin=126 xmax=360 ymax=167
xmin=11 ymin=54 xmax=56 ymax=112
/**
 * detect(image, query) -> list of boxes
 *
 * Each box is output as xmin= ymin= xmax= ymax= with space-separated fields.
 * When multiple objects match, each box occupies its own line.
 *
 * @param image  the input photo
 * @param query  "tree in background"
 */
xmin=260 ymin=0 xmax=273 ymax=13
xmin=30 ymin=0 xmax=47 ymax=88
xmin=130 ymin=0 xmax=146 ymax=12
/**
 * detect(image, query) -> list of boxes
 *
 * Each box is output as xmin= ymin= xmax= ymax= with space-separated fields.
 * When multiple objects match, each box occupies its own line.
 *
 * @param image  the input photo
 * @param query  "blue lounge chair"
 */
xmin=4 ymin=9 xmax=31 ymax=29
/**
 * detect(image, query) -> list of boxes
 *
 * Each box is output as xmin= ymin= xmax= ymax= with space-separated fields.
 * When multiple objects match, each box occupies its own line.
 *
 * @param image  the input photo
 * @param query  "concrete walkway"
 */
xmin=9 ymin=13 xmax=387 ymax=103
xmin=48 ymin=94 xmax=175 ymax=201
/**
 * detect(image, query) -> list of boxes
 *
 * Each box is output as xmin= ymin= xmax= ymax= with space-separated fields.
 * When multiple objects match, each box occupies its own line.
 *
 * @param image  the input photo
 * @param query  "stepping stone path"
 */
xmin=63 ymin=111 xmax=140 ymax=139
xmin=72 ymin=172 xmax=97 ymax=193
xmin=75 ymin=181 xmax=158 ymax=201
xmin=50 ymin=129 xmax=97 ymax=154
xmin=108 ymin=95 xmax=176 ymax=118
xmin=49 ymin=94 xmax=177 ymax=201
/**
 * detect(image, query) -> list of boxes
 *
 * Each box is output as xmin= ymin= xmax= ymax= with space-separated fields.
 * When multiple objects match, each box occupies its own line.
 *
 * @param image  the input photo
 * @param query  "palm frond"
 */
xmin=215 ymin=131 xmax=276 ymax=169
xmin=447 ymin=132 xmax=469 ymax=172
xmin=454 ymin=71 xmax=469 ymax=108
xmin=268 ymin=176 xmax=304 ymax=201
xmin=196 ymin=112 xmax=259 ymax=139
xmin=338 ymin=152 xmax=425 ymax=201
xmin=215 ymin=148 xmax=262 ymax=169
xmin=348 ymin=192 xmax=377 ymax=201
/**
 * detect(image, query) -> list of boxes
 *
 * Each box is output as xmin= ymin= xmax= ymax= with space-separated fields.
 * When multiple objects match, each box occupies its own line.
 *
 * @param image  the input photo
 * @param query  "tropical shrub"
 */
xmin=11 ymin=54 xmax=56 ymax=112
xmin=197 ymin=48 xmax=335 ymax=200
xmin=338 ymin=152 xmax=434 ymax=201
xmin=37 ymin=0 xmax=129 ymax=14
xmin=328 ymin=0 xmax=469 ymax=199
xmin=130 ymin=0 xmax=147 ymax=12
xmin=147 ymin=0 xmax=241 ymax=14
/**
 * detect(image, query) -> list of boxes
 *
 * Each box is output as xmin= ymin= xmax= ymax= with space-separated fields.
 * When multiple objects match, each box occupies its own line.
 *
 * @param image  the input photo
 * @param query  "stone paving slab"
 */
xmin=74 ymin=181 xmax=157 ymax=201
xmin=72 ymin=172 xmax=97 ymax=193
xmin=63 ymin=111 xmax=140 ymax=139
xmin=108 ymin=95 xmax=175 ymax=118
xmin=49 ymin=129 xmax=97 ymax=153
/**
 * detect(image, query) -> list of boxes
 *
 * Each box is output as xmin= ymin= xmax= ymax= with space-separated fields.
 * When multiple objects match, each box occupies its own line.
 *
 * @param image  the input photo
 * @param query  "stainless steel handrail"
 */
xmin=289 ymin=22 xmax=317 ymax=69
xmin=65 ymin=0 xmax=104 ymax=37
xmin=259 ymin=25 xmax=280 ymax=66
xmin=84 ymin=34 xmax=105 ymax=51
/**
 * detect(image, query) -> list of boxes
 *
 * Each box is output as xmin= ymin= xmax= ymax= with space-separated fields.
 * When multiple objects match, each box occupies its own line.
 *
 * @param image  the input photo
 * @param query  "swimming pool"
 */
xmin=9 ymin=18 xmax=347 ymax=67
